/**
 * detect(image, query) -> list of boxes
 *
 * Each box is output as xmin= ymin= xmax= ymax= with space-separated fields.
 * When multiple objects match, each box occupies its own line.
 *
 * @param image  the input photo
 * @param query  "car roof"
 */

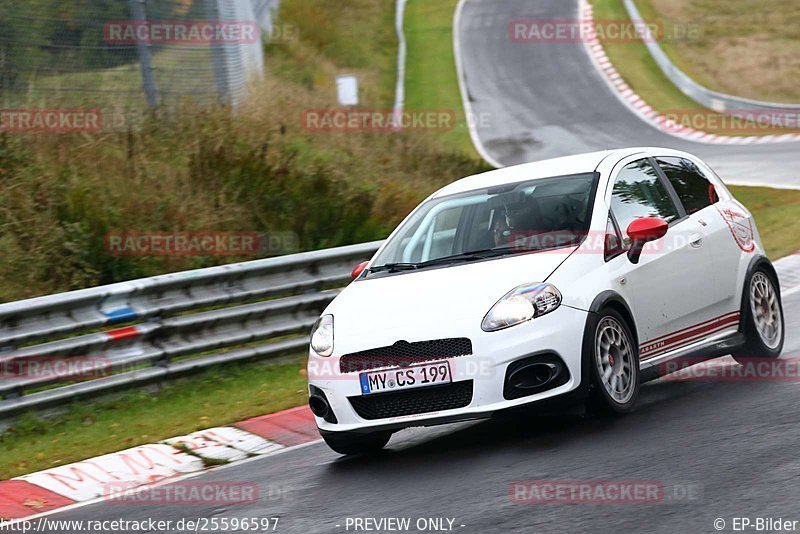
xmin=431 ymin=146 xmax=687 ymax=198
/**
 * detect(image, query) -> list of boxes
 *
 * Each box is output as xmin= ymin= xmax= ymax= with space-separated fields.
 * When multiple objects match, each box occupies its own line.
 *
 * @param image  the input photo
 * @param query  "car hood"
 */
xmin=327 ymin=247 xmax=576 ymax=348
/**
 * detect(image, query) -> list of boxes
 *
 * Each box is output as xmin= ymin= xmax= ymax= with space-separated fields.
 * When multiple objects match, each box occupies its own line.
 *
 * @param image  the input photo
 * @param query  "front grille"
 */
xmin=340 ymin=338 xmax=472 ymax=373
xmin=349 ymin=381 xmax=473 ymax=420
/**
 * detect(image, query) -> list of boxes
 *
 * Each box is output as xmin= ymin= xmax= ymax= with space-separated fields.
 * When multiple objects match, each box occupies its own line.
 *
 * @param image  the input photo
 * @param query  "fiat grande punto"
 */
xmin=307 ymin=147 xmax=784 ymax=455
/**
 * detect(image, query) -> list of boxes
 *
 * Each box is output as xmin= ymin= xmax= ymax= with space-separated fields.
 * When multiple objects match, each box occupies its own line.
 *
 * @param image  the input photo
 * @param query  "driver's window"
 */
xmin=611 ymin=159 xmax=680 ymax=242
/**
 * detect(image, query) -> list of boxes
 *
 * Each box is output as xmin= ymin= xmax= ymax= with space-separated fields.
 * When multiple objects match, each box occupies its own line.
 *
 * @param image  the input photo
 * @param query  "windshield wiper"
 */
xmin=367 ymin=262 xmax=419 ymax=273
xmin=368 ymin=248 xmax=519 ymax=275
xmin=415 ymin=247 xmax=519 ymax=267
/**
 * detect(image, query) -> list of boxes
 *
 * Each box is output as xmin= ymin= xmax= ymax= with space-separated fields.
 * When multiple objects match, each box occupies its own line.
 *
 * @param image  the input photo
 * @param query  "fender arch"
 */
xmin=579 ymin=290 xmax=638 ymax=395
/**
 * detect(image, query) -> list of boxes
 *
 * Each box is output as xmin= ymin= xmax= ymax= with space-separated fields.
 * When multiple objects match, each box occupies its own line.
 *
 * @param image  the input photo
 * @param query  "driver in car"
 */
xmin=492 ymin=201 xmax=544 ymax=250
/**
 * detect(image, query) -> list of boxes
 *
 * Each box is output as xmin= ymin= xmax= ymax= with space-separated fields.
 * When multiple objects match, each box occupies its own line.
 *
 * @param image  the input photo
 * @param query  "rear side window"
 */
xmin=656 ymin=156 xmax=719 ymax=215
xmin=611 ymin=159 xmax=680 ymax=239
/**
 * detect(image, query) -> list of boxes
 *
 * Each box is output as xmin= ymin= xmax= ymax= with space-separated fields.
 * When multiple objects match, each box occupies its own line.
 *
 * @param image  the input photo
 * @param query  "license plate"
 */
xmin=359 ymin=361 xmax=451 ymax=395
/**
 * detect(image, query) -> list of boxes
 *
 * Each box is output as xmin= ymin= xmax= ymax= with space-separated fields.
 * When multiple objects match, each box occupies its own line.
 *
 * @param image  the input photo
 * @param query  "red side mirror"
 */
xmin=627 ymin=217 xmax=668 ymax=244
xmin=626 ymin=217 xmax=668 ymax=264
xmin=351 ymin=261 xmax=368 ymax=281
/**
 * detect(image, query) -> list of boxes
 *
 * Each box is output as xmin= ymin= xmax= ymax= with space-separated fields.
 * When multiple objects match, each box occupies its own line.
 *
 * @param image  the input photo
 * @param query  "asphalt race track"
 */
xmin=458 ymin=0 xmax=800 ymax=188
xmin=38 ymin=289 xmax=800 ymax=533
xmin=29 ymin=1 xmax=800 ymax=532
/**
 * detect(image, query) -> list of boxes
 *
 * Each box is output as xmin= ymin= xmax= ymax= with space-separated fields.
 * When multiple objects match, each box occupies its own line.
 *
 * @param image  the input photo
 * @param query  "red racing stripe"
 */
xmin=641 ymin=321 xmax=738 ymax=360
xmin=641 ymin=314 xmax=740 ymax=358
xmin=640 ymin=312 xmax=740 ymax=360
xmin=642 ymin=311 xmax=740 ymax=346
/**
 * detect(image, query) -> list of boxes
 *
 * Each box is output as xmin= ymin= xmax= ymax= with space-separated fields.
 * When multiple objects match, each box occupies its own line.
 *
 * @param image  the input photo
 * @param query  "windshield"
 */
xmin=370 ymin=172 xmax=599 ymax=272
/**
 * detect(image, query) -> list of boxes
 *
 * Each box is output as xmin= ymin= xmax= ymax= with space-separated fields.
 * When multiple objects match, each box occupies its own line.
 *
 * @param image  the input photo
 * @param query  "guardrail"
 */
xmin=0 ymin=241 xmax=382 ymax=418
xmin=624 ymin=0 xmax=800 ymax=116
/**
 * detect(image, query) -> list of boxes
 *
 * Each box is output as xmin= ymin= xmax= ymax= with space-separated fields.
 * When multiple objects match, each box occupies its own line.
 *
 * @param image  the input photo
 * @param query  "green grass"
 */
xmin=14 ymin=48 xmax=214 ymax=109
xmin=405 ymin=0 xmax=479 ymax=158
xmin=0 ymin=356 xmax=309 ymax=480
xmin=588 ymin=0 xmax=798 ymax=135
xmin=730 ymin=186 xmax=800 ymax=259
xmin=642 ymin=0 xmax=800 ymax=104
xmin=273 ymin=0 xmax=398 ymax=108
xmin=590 ymin=0 xmax=715 ymax=112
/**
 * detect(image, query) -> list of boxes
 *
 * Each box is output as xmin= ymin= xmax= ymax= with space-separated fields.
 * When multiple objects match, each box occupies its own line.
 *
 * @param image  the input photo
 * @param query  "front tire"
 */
xmin=587 ymin=308 xmax=640 ymax=414
xmin=733 ymin=268 xmax=784 ymax=362
xmin=321 ymin=430 xmax=392 ymax=455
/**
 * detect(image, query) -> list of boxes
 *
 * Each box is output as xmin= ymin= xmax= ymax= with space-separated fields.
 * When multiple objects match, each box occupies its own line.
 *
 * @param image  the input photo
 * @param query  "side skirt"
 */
xmin=640 ymin=330 xmax=746 ymax=382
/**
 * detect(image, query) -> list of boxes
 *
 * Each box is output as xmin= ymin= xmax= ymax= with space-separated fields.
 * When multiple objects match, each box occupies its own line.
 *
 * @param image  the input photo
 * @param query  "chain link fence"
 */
xmin=0 ymin=0 xmax=276 ymax=116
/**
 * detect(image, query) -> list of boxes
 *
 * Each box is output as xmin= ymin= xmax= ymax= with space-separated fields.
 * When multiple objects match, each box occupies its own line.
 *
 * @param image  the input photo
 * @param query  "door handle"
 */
xmin=689 ymin=234 xmax=703 ymax=248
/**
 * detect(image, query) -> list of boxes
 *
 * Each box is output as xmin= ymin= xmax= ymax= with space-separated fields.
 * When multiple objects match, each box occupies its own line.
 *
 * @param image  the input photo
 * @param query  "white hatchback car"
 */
xmin=307 ymin=147 xmax=784 ymax=455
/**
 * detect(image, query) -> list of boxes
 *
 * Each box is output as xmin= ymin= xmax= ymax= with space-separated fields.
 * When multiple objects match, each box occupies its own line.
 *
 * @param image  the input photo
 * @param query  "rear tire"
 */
xmin=321 ymin=430 xmax=392 ymax=455
xmin=586 ymin=308 xmax=640 ymax=414
xmin=732 ymin=268 xmax=784 ymax=363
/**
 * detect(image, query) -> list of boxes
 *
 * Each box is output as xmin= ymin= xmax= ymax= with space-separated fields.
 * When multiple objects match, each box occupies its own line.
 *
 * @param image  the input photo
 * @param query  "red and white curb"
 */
xmin=580 ymin=0 xmax=800 ymax=145
xmin=0 ymin=406 xmax=319 ymax=521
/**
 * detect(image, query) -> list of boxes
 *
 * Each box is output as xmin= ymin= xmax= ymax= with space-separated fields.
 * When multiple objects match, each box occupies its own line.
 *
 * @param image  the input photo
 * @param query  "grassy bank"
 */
xmin=405 ymin=0 xmax=478 ymax=158
xmin=589 ymin=0 xmax=799 ymax=136
xmin=0 ymin=0 xmax=487 ymax=302
xmin=730 ymin=186 xmax=800 ymax=259
xmin=643 ymin=0 xmax=800 ymax=104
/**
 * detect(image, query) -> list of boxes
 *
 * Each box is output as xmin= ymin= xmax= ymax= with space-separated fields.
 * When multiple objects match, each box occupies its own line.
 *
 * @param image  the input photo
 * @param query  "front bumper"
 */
xmin=307 ymin=305 xmax=589 ymax=434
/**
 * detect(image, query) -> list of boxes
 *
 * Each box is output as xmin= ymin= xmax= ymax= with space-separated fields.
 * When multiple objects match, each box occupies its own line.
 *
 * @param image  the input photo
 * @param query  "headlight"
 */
xmin=481 ymin=283 xmax=562 ymax=332
xmin=310 ymin=314 xmax=334 ymax=356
